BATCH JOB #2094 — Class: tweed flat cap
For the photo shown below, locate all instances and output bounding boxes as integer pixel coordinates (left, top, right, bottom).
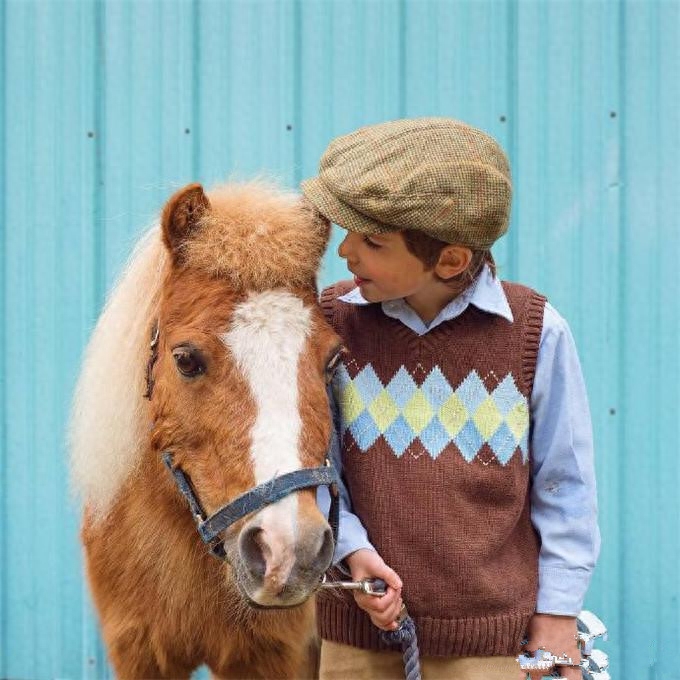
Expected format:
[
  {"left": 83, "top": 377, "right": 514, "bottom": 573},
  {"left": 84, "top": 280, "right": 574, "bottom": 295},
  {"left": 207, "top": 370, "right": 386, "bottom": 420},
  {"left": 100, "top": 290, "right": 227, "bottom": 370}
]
[{"left": 301, "top": 118, "right": 512, "bottom": 248}]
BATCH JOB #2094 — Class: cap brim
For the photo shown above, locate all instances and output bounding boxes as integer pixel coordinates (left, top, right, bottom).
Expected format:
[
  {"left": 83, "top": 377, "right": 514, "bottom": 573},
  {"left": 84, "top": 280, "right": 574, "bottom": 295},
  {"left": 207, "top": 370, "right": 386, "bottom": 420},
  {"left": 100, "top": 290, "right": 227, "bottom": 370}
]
[{"left": 300, "top": 177, "right": 397, "bottom": 236}]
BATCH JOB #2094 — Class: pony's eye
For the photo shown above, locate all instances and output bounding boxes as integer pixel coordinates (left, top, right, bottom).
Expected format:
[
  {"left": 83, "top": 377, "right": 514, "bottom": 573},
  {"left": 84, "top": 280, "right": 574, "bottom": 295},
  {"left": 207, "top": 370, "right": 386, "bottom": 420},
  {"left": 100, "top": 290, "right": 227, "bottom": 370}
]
[
  {"left": 172, "top": 346, "right": 206, "bottom": 378},
  {"left": 324, "top": 347, "right": 344, "bottom": 383}
]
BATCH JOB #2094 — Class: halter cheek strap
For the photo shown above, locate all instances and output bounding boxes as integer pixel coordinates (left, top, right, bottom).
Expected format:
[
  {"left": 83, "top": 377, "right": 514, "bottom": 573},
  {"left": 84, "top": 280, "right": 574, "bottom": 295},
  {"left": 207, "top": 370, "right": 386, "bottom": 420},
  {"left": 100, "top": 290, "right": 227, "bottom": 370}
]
[
  {"left": 163, "top": 453, "right": 340, "bottom": 561},
  {"left": 143, "top": 321, "right": 160, "bottom": 400}
]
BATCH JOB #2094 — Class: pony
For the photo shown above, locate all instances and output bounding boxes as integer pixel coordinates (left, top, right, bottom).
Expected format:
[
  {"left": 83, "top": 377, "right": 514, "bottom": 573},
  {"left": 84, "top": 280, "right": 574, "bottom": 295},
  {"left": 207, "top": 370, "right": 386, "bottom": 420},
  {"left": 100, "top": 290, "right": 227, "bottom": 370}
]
[{"left": 69, "top": 181, "right": 343, "bottom": 678}]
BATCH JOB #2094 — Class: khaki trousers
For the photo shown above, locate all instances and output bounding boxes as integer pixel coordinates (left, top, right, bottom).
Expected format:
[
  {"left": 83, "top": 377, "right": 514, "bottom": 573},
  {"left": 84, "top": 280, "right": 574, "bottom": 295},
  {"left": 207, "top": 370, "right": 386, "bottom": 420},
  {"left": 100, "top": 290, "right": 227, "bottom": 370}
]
[{"left": 319, "top": 640, "right": 523, "bottom": 680}]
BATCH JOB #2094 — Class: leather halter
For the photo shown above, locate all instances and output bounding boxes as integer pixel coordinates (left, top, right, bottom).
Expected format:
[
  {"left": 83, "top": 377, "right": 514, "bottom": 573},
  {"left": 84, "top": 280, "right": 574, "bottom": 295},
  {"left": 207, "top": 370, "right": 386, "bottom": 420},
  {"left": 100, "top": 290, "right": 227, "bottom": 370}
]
[
  {"left": 163, "top": 452, "right": 339, "bottom": 560},
  {"left": 144, "top": 321, "right": 340, "bottom": 561}
]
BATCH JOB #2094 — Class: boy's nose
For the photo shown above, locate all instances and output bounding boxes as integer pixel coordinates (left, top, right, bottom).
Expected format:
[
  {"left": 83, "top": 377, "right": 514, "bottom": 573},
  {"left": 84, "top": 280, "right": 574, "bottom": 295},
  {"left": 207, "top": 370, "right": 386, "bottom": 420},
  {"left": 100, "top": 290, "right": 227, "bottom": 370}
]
[{"left": 337, "top": 234, "right": 351, "bottom": 259}]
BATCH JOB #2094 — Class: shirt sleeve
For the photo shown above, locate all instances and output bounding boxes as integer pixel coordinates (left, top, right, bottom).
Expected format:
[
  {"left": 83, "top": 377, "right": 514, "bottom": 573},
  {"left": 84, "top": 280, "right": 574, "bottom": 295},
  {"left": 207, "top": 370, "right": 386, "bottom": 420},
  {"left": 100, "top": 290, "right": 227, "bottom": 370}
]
[
  {"left": 530, "top": 302, "right": 601, "bottom": 616},
  {"left": 316, "top": 382, "right": 376, "bottom": 565}
]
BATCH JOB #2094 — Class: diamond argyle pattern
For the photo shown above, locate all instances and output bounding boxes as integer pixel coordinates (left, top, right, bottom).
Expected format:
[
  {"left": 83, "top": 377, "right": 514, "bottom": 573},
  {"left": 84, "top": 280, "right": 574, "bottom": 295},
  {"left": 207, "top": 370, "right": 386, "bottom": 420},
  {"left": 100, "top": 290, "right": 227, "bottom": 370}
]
[{"left": 335, "top": 364, "right": 529, "bottom": 464}]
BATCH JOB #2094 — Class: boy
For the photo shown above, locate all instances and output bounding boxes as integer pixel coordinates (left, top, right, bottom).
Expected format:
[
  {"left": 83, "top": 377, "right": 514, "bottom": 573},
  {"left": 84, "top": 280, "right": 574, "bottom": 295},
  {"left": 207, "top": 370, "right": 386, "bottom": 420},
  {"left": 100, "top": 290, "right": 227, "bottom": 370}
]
[{"left": 303, "top": 118, "right": 599, "bottom": 680}]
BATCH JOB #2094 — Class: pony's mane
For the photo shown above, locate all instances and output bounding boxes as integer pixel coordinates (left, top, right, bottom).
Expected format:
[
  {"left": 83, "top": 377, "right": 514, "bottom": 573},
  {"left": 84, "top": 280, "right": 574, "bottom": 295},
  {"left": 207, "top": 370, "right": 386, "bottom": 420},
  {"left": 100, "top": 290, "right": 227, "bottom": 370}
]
[
  {"left": 69, "top": 181, "right": 329, "bottom": 521},
  {"left": 69, "top": 226, "right": 166, "bottom": 520}
]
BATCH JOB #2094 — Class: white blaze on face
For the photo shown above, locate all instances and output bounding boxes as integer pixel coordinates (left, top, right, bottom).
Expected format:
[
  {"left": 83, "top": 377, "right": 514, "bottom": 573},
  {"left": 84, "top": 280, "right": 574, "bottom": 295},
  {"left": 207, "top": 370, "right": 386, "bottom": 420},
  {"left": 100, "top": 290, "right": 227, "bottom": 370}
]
[{"left": 221, "top": 290, "right": 312, "bottom": 582}]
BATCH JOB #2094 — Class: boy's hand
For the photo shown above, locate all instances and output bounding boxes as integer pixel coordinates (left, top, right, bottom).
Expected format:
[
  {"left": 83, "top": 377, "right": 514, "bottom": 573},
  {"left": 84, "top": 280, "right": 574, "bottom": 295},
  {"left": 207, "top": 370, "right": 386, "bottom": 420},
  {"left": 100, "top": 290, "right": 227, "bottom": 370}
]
[
  {"left": 523, "top": 613, "right": 581, "bottom": 679},
  {"left": 345, "top": 548, "right": 403, "bottom": 631}
]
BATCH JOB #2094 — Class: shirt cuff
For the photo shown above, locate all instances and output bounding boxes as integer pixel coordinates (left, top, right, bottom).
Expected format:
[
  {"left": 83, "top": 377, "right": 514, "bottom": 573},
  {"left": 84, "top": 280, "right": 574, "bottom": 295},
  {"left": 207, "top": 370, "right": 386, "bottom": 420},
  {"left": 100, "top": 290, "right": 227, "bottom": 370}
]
[
  {"left": 333, "top": 511, "right": 376, "bottom": 566},
  {"left": 536, "top": 566, "right": 594, "bottom": 616}
]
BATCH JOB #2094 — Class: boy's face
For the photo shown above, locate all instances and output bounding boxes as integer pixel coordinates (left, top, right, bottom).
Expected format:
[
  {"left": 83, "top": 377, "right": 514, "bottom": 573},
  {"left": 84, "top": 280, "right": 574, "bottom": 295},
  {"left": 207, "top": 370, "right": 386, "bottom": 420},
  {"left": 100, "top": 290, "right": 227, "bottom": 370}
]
[{"left": 337, "top": 230, "right": 437, "bottom": 303}]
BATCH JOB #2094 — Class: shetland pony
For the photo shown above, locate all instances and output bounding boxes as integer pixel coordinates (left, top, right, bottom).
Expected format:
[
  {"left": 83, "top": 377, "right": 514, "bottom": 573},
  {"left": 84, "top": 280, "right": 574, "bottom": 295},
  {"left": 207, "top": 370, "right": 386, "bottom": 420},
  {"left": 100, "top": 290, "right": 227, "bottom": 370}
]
[{"left": 69, "top": 182, "right": 343, "bottom": 678}]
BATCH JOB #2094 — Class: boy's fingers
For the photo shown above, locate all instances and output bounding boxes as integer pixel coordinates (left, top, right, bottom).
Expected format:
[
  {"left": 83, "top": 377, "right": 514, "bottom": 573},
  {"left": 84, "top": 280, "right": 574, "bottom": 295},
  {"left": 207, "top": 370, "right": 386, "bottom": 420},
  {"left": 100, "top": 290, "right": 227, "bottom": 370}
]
[
  {"left": 348, "top": 556, "right": 403, "bottom": 632},
  {"left": 380, "top": 589, "right": 401, "bottom": 610},
  {"left": 387, "top": 597, "right": 403, "bottom": 622},
  {"left": 354, "top": 589, "right": 403, "bottom": 630},
  {"left": 376, "top": 594, "right": 401, "bottom": 618},
  {"left": 354, "top": 587, "right": 398, "bottom": 613},
  {"left": 369, "top": 596, "right": 403, "bottom": 628},
  {"left": 383, "top": 567, "right": 402, "bottom": 590},
  {"left": 373, "top": 598, "right": 403, "bottom": 629}
]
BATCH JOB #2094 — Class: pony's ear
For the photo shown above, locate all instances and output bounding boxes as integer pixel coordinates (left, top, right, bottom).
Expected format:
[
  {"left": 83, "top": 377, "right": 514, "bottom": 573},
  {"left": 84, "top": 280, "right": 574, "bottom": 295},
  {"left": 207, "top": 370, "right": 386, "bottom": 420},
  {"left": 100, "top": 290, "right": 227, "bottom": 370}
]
[
  {"left": 161, "top": 183, "right": 211, "bottom": 259},
  {"left": 300, "top": 197, "right": 331, "bottom": 242}
]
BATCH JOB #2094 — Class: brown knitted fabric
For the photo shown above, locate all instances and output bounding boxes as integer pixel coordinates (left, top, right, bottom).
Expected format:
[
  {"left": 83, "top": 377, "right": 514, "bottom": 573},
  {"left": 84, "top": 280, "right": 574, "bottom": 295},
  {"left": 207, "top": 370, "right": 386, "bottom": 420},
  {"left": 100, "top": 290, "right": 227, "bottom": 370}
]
[{"left": 318, "top": 280, "right": 546, "bottom": 657}]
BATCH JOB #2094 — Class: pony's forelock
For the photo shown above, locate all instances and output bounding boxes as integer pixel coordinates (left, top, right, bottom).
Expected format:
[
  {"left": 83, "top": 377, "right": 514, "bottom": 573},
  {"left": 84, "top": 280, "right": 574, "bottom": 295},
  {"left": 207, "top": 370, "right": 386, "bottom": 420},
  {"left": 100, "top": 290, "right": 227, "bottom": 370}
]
[
  {"left": 185, "top": 180, "right": 329, "bottom": 290},
  {"left": 69, "top": 226, "right": 167, "bottom": 521}
]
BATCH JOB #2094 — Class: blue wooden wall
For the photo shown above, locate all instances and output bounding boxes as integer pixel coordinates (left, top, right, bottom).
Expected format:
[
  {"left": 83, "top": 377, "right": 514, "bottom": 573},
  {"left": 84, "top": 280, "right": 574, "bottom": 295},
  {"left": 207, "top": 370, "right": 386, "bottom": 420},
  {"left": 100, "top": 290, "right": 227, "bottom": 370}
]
[{"left": 1, "top": 1, "right": 678, "bottom": 677}]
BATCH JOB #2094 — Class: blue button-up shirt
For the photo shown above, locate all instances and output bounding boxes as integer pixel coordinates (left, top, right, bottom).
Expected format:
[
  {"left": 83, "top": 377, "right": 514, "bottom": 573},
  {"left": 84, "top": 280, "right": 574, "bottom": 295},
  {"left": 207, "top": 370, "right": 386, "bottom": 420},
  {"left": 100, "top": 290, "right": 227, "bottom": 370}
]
[{"left": 318, "top": 265, "right": 600, "bottom": 616}]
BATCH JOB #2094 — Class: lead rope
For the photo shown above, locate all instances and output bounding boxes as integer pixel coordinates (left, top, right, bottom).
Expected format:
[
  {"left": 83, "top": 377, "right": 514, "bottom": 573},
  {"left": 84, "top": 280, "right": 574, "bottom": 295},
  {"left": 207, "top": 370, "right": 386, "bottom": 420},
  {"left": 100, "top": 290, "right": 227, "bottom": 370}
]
[{"left": 380, "top": 611, "right": 421, "bottom": 680}]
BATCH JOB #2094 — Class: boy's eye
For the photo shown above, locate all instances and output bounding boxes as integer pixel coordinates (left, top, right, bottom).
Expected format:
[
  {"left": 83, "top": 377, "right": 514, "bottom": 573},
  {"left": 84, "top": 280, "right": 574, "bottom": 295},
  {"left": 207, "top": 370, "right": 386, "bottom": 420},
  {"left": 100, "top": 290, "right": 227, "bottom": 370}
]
[{"left": 363, "top": 236, "right": 381, "bottom": 249}]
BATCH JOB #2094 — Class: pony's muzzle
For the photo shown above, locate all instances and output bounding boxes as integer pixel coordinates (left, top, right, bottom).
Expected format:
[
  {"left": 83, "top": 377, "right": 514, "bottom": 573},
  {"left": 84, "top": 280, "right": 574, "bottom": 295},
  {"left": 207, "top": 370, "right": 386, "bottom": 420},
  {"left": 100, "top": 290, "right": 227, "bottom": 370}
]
[{"left": 237, "top": 503, "right": 334, "bottom": 605}]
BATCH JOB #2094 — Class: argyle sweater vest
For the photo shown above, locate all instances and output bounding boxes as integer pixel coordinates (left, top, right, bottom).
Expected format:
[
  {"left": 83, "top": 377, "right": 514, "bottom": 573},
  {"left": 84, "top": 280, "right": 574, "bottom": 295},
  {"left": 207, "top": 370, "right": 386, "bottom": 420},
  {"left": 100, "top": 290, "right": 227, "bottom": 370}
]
[{"left": 317, "top": 280, "right": 547, "bottom": 657}]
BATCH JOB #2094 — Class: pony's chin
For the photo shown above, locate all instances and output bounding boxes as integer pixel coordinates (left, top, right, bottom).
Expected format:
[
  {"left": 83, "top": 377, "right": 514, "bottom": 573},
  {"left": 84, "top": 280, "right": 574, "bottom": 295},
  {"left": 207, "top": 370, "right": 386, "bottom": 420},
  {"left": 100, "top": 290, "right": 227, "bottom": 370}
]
[
  {"left": 241, "top": 592, "right": 308, "bottom": 610},
  {"left": 228, "top": 559, "right": 318, "bottom": 610},
  {"left": 235, "top": 577, "right": 315, "bottom": 610}
]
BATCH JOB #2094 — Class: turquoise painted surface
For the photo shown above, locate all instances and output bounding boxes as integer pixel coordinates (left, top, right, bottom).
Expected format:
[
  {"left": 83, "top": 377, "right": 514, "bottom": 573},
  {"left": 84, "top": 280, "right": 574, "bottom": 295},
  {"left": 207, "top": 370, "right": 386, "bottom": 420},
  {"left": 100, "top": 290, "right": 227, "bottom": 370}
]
[{"left": 1, "top": 1, "right": 678, "bottom": 677}]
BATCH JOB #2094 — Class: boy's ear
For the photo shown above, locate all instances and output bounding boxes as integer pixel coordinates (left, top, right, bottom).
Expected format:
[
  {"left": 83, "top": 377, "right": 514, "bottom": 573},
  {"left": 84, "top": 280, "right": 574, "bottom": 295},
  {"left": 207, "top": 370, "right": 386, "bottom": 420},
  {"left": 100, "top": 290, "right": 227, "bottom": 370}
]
[
  {"left": 435, "top": 245, "right": 473, "bottom": 279},
  {"left": 161, "top": 183, "right": 211, "bottom": 259}
]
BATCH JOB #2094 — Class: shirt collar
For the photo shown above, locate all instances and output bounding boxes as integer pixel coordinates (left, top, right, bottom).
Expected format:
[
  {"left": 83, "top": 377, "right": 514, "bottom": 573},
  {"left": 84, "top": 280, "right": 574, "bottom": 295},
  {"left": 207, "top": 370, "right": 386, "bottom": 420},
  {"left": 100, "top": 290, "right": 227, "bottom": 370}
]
[{"left": 337, "top": 264, "right": 514, "bottom": 333}]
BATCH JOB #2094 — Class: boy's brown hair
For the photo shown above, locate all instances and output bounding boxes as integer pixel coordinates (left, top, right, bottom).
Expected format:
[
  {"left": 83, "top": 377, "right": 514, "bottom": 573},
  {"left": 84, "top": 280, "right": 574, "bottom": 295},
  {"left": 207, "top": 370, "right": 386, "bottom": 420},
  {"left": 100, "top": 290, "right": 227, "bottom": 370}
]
[{"left": 401, "top": 229, "right": 496, "bottom": 287}]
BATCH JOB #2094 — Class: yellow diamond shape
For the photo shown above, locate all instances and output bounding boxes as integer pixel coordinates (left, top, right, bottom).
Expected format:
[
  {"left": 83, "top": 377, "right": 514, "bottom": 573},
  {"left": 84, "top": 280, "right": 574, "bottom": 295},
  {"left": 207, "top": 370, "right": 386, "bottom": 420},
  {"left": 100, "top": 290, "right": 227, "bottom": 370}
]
[
  {"left": 368, "top": 389, "right": 399, "bottom": 431},
  {"left": 439, "top": 393, "right": 467, "bottom": 437},
  {"left": 340, "top": 380, "right": 365, "bottom": 424},
  {"left": 506, "top": 400, "right": 529, "bottom": 441},
  {"left": 473, "top": 396, "right": 503, "bottom": 440},
  {"left": 402, "top": 389, "right": 433, "bottom": 435}
]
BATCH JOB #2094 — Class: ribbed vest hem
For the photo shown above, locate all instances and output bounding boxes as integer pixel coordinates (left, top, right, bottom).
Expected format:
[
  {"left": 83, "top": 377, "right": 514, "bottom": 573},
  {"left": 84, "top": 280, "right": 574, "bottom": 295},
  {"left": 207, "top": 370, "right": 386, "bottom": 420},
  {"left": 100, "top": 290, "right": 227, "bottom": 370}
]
[{"left": 317, "top": 599, "right": 532, "bottom": 657}]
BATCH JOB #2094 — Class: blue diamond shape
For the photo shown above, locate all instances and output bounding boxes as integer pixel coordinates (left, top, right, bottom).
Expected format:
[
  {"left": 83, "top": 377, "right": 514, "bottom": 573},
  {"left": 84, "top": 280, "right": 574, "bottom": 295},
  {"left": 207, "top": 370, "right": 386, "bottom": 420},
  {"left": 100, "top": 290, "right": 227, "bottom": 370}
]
[
  {"left": 348, "top": 409, "right": 380, "bottom": 451},
  {"left": 353, "top": 365, "right": 384, "bottom": 403},
  {"left": 383, "top": 415, "right": 415, "bottom": 457},
  {"left": 419, "top": 416, "right": 450, "bottom": 459},
  {"left": 333, "top": 363, "right": 352, "bottom": 394},
  {"left": 421, "top": 367, "right": 453, "bottom": 410},
  {"left": 386, "top": 366, "right": 418, "bottom": 409},
  {"left": 488, "top": 422, "right": 518, "bottom": 465},
  {"left": 454, "top": 419, "right": 484, "bottom": 462},
  {"left": 455, "top": 371, "right": 488, "bottom": 413},
  {"left": 491, "top": 374, "right": 523, "bottom": 416}
]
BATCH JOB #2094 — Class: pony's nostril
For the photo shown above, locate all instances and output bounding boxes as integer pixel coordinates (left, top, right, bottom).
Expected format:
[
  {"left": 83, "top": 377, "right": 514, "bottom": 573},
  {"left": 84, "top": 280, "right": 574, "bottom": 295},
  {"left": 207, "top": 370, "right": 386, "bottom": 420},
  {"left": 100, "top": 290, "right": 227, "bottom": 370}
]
[
  {"left": 239, "top": 526, "right": 266, "bottom": 579},
  {"left": 312, "top": 526, "right": 335, "bottom": 572}
]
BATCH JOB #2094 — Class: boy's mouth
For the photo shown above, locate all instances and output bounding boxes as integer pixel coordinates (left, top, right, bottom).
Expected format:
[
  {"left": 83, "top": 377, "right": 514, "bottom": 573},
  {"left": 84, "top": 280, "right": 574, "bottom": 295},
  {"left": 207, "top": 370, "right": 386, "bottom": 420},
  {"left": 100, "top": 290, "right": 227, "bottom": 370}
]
[{"left": 353, "top": 275, "right": 369, "bottom": 285}]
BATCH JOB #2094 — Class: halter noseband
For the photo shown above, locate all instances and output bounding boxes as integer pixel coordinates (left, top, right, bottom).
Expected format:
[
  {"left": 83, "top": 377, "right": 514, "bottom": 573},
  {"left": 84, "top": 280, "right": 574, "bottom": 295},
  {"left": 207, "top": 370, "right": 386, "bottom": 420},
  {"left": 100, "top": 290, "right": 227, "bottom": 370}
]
[
  {"left": 163, "top": 453, "right": 340, "bottom": 560},
  {"left": 144, "top": 320, "right": 340, "bottom": 561}
]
